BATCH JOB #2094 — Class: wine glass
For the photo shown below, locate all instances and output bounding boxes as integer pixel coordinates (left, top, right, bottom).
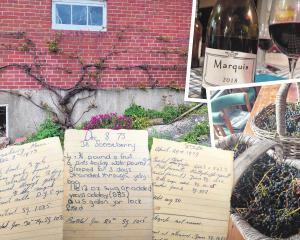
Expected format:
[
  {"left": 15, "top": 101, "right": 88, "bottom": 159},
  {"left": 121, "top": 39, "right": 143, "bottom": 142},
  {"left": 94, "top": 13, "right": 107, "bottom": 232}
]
[
  {"left": 269, "top": 0, "right": 300, "bottom": 79},
  {"left": 257, "top": 0, "right": 273, "bottom": 74},
  {"left": 258, "top": 23, "right": 273, "bottom": 74}
]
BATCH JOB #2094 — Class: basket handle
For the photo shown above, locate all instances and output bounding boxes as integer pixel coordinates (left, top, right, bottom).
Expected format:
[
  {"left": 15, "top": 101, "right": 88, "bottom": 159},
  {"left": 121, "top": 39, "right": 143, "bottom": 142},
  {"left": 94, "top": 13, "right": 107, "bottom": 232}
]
[
  {"left": 275, "top": 83, "right": 292, "bottom": 136},
  {"left": 233, "top": 140, "right": 282, "bottom": 187},
  {"left": 216, "top": 133, "right": 260, "bottom": 149}
]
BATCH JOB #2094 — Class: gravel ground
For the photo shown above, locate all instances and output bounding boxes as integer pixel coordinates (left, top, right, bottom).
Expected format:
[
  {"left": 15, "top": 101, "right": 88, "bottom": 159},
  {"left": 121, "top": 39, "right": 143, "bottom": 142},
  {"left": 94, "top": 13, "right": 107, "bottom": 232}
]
[{"left": 147, "top": 114, "right": 210, "bottom": 146}]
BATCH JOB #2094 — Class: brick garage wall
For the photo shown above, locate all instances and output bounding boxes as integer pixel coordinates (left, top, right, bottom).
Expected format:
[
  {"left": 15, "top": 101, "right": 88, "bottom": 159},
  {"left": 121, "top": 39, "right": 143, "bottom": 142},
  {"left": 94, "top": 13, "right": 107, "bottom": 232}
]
[{"left": 0, "top": 0, "right": 192, "bottom": 89}]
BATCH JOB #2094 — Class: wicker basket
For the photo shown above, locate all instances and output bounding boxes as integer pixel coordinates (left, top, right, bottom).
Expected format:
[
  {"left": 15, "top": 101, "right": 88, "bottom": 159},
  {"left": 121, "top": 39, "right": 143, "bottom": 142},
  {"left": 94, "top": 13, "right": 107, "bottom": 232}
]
[
  {"left": 217, "top": 134, "right": 299, "bottom": 239},
  {"left": 251, "top": 104, "right": 278, "bottom": 141},
  {"left": 215, "top": 133, "right": 260, "bottom": 151},
  {"left": 251, "top": 83, "right": 300, "bottom": 160},
  {"left": 232, "top": 146, "right": 300, "bottom": 240}
]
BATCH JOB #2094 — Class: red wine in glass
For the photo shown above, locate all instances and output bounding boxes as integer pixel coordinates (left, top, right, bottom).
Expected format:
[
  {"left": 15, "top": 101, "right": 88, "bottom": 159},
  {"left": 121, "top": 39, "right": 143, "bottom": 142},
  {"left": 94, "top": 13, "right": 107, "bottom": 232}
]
[
  {"left": 269, "top": 22, "right": 300, "bottom": 57},
  {"left": 258, "top": 38, "right": 273, "bottom": 51}
]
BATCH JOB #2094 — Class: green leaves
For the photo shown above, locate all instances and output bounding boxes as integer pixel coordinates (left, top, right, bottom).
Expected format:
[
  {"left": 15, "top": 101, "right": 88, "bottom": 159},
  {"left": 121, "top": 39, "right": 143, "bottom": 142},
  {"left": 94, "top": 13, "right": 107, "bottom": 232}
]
[{"left": 23, "top": 118, "right": 64, "bottom": 145}]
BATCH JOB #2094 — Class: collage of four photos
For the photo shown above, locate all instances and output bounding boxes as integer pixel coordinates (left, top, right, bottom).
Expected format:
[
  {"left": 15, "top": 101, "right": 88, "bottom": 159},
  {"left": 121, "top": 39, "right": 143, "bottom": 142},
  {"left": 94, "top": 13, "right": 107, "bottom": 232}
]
[{"left": 0, "top": 0, "right": 299, "bottom": 239}]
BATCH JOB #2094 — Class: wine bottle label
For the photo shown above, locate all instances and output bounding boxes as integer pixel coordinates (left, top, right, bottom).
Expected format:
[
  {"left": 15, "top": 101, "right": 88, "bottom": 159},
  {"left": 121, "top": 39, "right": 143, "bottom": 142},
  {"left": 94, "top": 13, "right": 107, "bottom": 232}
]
[{"left": 202, "top": 48, "right": 256, "bottom": 87}]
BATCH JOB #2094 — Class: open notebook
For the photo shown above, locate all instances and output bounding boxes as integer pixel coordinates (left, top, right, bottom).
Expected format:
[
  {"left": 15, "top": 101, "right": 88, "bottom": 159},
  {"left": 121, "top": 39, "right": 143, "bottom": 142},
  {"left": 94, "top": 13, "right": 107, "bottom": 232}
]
[{"left": 0, "top": 129, "right": 233, "bottom": 240}]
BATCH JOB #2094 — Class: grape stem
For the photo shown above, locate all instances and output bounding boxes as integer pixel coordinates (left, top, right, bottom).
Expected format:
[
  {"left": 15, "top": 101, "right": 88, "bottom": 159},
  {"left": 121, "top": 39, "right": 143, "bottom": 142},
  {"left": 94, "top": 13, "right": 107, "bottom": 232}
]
[
  {"left": 256, "top": 166, "right": 275, "bottom": 189},
  {"left": 285, "top": 207, "right": 300, "bottom": 217}
]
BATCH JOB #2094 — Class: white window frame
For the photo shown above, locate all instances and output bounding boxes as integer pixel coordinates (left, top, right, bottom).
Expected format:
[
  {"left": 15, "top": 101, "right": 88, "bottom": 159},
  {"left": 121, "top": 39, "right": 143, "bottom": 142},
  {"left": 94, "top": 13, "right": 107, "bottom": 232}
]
[{"left": 52, "top": 0, "right": 107, "bottom": 31}]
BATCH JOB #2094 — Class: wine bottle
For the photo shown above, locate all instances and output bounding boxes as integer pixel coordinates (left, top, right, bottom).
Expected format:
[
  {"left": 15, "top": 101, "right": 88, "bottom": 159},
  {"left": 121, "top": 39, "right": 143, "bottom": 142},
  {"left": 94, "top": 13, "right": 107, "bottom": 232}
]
[
  {"left": 191, "top": 6, "right": 202, "bottom": 68},
  {"left": 202, "top": 0, "right": 258, "bottom": 87}
]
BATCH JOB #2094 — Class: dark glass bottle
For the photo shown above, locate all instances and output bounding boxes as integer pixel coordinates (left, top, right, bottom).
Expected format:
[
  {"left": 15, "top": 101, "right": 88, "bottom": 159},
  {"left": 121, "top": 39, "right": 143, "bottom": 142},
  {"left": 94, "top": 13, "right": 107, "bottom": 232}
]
[
  {"left": 202, "top": 0, "right": 258, "bottom": 88},
  {"left": 191, "top": 11, "right": 202, "bottom": 68}
]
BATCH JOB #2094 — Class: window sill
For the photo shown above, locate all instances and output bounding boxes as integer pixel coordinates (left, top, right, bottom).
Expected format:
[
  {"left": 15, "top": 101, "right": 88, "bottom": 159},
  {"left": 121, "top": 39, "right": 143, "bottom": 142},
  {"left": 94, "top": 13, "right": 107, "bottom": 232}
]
[{"left": 52, "top": 24, "right": 107, "bottom": 32}]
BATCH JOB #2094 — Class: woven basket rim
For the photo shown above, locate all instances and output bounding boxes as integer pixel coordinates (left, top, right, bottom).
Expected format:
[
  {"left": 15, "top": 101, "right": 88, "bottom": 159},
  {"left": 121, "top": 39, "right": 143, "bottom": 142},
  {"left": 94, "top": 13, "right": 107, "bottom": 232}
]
[
  {"left": 231, "top": 212, "right": 300, "bottom": 240},
  {"left": 251, "top": 103, "right": 277, "bottom": 138},
  {"left": 251, "top": 103, "right": 300, "bottom": 140},
  {"left": 215, "top": 133, "right": 261, "bottom": 149}
]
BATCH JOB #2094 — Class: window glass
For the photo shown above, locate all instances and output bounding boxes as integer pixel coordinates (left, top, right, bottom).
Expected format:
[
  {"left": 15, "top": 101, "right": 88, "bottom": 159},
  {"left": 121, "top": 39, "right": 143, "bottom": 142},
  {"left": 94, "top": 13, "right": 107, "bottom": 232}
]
[
  {"left": 72, "top": 5, "right": 87, "bottom": 25},
  {"left": 56, "top": 4, "right": 71, "bottom": 24},
  {"left": 88, "top": 6, "right": 103, "bottom": 26},
  {"left": 53, "top": 1, "right": 106, "bottom": 30}
]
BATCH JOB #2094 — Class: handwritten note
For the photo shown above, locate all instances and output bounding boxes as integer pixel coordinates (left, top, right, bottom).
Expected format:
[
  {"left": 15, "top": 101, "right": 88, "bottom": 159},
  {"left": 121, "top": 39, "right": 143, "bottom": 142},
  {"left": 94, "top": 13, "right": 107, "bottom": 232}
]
[
  {"left": 150, "top": 139, "right": 234, "bottom": 240},
  {"left": 63, "top": 129, "right": 153, "bottom": 239},
  {"left": 0, "top": 137, "right": 64, "bottom": 240}
]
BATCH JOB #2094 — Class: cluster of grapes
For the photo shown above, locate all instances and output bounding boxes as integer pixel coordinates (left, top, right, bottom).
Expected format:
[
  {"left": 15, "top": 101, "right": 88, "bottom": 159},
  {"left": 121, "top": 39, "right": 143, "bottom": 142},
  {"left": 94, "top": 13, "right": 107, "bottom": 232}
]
[
  {"left": 232, "top": 142, "right": 248, "bottom": 160},
  {"left": 232, "top": 159, "right": 300, "bottom": 238},
  {"left": 285, "top": 104, "right": 300, "bottom": 136},
  {"left": 262, "top": 103, "right": 300, "bottom": 137},
  {"left": 231, "top": 152, "right": 274, "bottom": 208}
]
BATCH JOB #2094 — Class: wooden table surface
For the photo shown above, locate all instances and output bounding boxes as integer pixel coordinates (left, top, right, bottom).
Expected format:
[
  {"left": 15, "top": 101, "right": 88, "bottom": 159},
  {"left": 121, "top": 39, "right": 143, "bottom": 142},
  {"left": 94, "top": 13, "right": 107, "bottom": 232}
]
[
  {"left": 227, "top": 218, "right": 244, "bottom": 240},
  {"left": 244, "top": 83, "right": 298, "bottom": 135}
]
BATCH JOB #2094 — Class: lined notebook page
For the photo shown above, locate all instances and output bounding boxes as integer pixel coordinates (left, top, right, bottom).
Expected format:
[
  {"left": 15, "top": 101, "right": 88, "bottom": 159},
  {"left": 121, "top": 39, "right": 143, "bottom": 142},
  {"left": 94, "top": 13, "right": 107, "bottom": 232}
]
[
  {"left": 150, "top": 139, "right": 234, "bottom": 240},
  {"left": 63, "top": 129, "right": 153, "bottom": 240},
  {"left": 0, "top": 137, "right": 64, "bottom": 240}
]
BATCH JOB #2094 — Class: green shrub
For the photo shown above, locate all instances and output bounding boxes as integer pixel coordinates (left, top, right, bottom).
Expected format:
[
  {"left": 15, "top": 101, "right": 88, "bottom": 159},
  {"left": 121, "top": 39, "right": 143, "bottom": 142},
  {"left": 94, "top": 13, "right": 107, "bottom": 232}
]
[
  {"left": 125, "top": 103, "right": 200, "bottom": 125},
  {"left": 181, "top": 121, "right": 209, "bottom": 144},
  {"left": 191, "top": 104, "right": 208, "bottom": 115},
  {"left": 132, "top": 116, "right": 150, "bottom": 130},
  {"left": 24, "top": 118, "right": 64, "bottom": 145},
  {"left": 177, "top": 104, "right": 192, "bottom": 114},
  {"left": 148, "top": 131, "right": 173, "bottom": 150},
  {"left": 75, "top": 122, "right": 85, "bottom": 130},
  {"left": 124, "top": 104, "right": 162, "bottom": 119},
  {"left": 144, "top": 109, "right": 163, "bottom": 119},
  {"left": 124, "top": 104, "right": 148, "bottom": 117},
  {"left": 160, "top": 105, "right": 180, "bottom": 123},
  {"left": 160, "top": 104, "right": 191, "bottom": 124},
  {"left": 124, "top": 104, "right": 162, "bottom": 130}
]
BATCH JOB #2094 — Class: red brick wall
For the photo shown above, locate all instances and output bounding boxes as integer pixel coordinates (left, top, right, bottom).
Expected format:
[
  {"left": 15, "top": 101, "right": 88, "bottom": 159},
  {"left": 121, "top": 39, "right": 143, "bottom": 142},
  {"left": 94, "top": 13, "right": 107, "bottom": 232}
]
[{"left": 0, "top": 0, "right": 192, "bottom": 89}]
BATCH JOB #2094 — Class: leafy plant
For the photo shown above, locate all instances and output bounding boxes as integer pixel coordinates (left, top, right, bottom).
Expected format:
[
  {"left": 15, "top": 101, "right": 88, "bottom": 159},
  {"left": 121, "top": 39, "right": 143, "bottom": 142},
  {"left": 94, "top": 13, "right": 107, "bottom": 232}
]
[
  {"left": 18, "top": 38, "right": 35, "bottom": 52},
  {"left": 47, "top": 33, "right": 62, "bottom": 53},
  {"left": 160, "top": 105, "right": 179, "bottom": 123},
  {"left": 124, "top": 104, "right": 148, "bottom": 118},
  {"left": 124, "top": 104, "right": 162, "bottom": 119},
  {"left": 160, "top": 104, "right": 190, "bottom": 123},
  {"left": 132, "top": 116, "right": 150, "bottom": 130},
  {"left": 75, "top": 122, "right": 85, "bottom": 130},
  {"left": 24, "top": 118, "right": 64, "bottom": 144},
  {"left": 84, "top": 113, "right": 132, "bottom": 130},
  {"left": 191, "top": 104, "right": 208, "bottom": 115},
  {"left": 148, "top": 130, "right": 173, "bottom": 150},
  {"left": 181, "top": 121, "right": 209, "bottom": 144},
  {"left": 125, "top": 103, "right": 196, "bottom": 125}
]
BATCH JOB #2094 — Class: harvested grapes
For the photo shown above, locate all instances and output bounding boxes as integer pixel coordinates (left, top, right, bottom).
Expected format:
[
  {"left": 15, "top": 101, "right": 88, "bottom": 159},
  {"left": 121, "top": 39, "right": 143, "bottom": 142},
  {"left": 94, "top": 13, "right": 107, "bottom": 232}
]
[
  {"left": 258, "top": 103, "right": 300, "bottom": 137},
  {"left": 232, "top": 159, "right": 300, "bottom": 238}
]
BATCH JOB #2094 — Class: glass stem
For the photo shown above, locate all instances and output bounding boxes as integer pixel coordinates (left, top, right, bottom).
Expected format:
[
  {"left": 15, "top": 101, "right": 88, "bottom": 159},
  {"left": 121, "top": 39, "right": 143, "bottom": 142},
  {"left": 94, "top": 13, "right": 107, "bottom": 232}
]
[
  {"left": 262, "top": 50, "right": 267, "bottom": 69},
  {"left": 289, "top": 57, "right": 300, "bottom": 101},
  {"left": 288, "top": 57, "right": 297, "bottom": 79}
]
